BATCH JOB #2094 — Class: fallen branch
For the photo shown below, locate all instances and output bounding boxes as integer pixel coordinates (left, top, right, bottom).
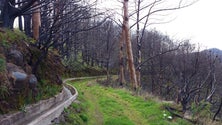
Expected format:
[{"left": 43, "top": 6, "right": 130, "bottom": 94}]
[{"left": 164, "top": 105, "right": 197, "bottom": 124}]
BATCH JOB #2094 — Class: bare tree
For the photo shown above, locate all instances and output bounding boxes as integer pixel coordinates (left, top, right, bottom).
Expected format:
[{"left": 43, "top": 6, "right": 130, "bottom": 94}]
[
  {"left": 123, "top": 0, "right": 138, "bottom": 89},
  {"left": 0, "top": 0, "right": 38, "bottom": 28},
  {"left": 119, "top": 28, "right": 126, "bottom": 85},
  {"left": 132, "top": 0, "right": 197, "bottom": 86},
  {"left": 29, "top": 0, "right": 107, "bottom": 74}
]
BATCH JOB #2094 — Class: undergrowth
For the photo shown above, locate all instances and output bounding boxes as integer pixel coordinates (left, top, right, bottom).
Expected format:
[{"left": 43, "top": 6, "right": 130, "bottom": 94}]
[
  {"left": 0, "top": 28, "right": 31, "bottom": 44},
  {"left": 0, "top": 28, "right": 63, "bottom": 114},
  {"left": 36, "top": 80, "right": 63, "bottom": 101},
  {"left": 0, "top": 57, "right": 5, "bottom": 72}
]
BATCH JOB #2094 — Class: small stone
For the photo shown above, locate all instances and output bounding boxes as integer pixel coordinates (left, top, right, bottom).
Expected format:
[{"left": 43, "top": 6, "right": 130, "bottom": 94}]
[
  {"left": 12, "top": 71, "right": 27, "bottom": 81},
  {"left": 7, "top": 50, "right": 24, "bottom": 66},
  {"left": 184, "top": 110, "right": 192, "bottom": 120},
  {"left": 29, "top": 74, "right": 37, "bottom": 86},
  {"left": 51, "top": 117, "right": 60, "bottom": 124}
]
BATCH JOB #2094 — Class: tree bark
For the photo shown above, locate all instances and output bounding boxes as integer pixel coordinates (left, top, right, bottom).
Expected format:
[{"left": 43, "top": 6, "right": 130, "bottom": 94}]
[
  {"left": 119, "top": 28, "right": 125, "bottom": 85},
  {"left": 0, "top": 0, "right": 37, "bottom": 29},
  {"left": 123, "top": 0, "right": 138, "bottom": 89},
  {"left": 106, "top": 23, "right": 111, "bottom": 81},
  {"left": 32, "top": 1, "right": 41, "bottom": 40},
  {"left": 18, "top": 0, "right": 23, "bottom": 31},
  {"left": 18, "top": 16, "right": 23, "bottom": 30},
  {"left": 213, "top": 97, "right": 222, "bottom": 121},
  {"left": 24, "top": 15, "right": 32, "bottom": 37},
  {"left": 136, "top": 0, "right": 141, "bottom": 86},
  {"left": 1, "top": 1, "right": 17, "bottom": 28}
]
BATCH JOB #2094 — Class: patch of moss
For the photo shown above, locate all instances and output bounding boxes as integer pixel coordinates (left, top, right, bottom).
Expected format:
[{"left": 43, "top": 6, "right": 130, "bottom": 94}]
[{"left": 0, "top": 28, "right": 30, "bottom": 44}]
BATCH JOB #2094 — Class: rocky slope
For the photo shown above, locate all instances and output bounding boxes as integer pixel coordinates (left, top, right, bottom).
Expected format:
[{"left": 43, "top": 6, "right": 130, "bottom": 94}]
[{"left": 0, "top": 29, "right": 64, "bottom": 114}]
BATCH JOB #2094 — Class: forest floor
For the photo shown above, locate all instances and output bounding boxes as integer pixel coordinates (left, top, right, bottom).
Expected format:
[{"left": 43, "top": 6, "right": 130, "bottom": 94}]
[{"left": 58, "top": 79, "right": 193, "bottom": 125}]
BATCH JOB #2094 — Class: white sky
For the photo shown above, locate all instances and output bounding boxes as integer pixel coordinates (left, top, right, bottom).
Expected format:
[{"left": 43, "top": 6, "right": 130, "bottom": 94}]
[
  {"left": 96, "top": 0, "right": 222, "bottom": 50},
  {"left": 152, "top": 0, "right": 222, "bottom": 50},
  {"left": 14, "top": 0, "right": 222, "bottom": 49}
]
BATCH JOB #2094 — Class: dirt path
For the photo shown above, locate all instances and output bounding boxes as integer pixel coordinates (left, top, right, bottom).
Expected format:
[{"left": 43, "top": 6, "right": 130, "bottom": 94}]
[
  {"left": 84, "top": 88, "right": 104, "bottom": 125},
  {"left": 77, "top": 81, "right": 150, "bottom": 125},
  {"left": 104, "top": 92, "right": 148, "bottom": 125},
  {"left": 66, "top": 78, "right": 192, "bottom": 125}
]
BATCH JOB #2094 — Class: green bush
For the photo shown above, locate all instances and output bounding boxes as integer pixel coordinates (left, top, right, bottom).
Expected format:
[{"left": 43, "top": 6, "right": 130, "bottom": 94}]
[
  {"left": 36, "top": 80, "right": 62, "bottom": 101},
  {"left": 0, "top": 85, "right": 9, "bottom": 99},
  {"left": 79, "top": 114, "right": 88, "bottom": 122},
  {"left": 0, "top": 29, "right": 30, "bottom": 43},
  {"left": 191, "top": 101, "right": 212, "bottom": 119}
]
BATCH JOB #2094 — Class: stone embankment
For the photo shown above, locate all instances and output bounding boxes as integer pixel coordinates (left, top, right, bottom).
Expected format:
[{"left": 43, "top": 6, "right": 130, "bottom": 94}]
[{"left": 0, "top": 79, "right": 78, "bottom": 125}]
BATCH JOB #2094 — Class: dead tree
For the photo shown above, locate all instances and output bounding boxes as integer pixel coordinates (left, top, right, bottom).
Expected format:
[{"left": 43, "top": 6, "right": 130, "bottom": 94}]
[
  {"left": 0, "top": 0, "right": 38, "bottom": 28},
  {"left": 131, "top": 0, "right": 197, "bottom": 86},
  {"left": 123, "top": 0, "right": 138, "bottom": 89}
]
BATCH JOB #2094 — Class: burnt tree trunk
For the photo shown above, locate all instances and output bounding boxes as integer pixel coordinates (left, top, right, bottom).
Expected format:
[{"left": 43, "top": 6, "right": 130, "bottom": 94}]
[
  {"left": 18, "top": 0, "right": 23, "bottom": 31},
  {"left": 0, "top": 0, "right": 37, "bottom": 29},
  {"left": 24, "top": 15, "right": 32, "bottom": 37},
  {"left": 213, "top": 98, "right": 222, "bottom": 121},
  {"left": 1, "top": 1, "right": 17, "bottom": 28}
]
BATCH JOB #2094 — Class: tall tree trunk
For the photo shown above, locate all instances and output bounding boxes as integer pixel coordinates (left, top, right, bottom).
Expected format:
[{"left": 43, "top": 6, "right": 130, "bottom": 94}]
[
  {"left": 106, "top": 24, "right": 111, "bottom": 81},
  {"left": 18, "top": 16, "right": 23, "bottom": 30},
  {"left": 18, "top": 0, "right": 23, "bottom": 31},
  {"left": 119, "top": 29, "right": 126, "bottom": 85},
  {"left": 24, "top": 15, "right": 32, "bottom": 37},
  {"left": 1, "top": 1, "right": 16, "bottom": 28},
  {"left": 123, "top": 0, "right": 138, "bottom": 89},
  {"left": 213, "top": 98, "right": 222, "bottom": 121},
  {"left": 0, "top": 0, "right": 4, "bottom": 27},
  {"left": 0, "top": 0, "right": 37, "bottom": 28},
  {"left": 136, "top": 0, "right": 141, "bottom": 86},
  {"left": 32, "top": 1, "right": 41, "bottom": 40}
]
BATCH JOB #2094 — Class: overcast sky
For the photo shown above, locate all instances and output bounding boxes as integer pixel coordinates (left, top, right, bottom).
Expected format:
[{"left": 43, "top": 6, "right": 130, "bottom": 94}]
[
  {"left": 152, "top": 0, "right": 222, "bottom": 50},
  {"left": 14, "top": 0, "right": 221, "bottom": 49},
  {"left": 97, "top": 0, "right": 222, "bottom": 50}
]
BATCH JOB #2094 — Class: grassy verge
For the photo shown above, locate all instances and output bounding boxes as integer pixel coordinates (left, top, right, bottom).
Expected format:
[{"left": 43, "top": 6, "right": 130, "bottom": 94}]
[{"left": 61, "top": 79, "right": 192, "bottom": 125}]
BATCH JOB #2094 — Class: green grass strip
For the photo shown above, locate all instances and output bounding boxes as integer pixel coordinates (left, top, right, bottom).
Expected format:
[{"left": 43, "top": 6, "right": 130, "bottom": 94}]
[{"left": 64, "top": 79, "right": 192, "bottom": 125}]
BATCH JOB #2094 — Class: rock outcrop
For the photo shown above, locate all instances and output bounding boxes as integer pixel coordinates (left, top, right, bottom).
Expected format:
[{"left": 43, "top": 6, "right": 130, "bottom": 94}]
[
  {"left": 6, "top": 63, "right": 38, "bottom": 92},
  {"left": 7, "top": 49, "right": 24, "bottom": 66}
]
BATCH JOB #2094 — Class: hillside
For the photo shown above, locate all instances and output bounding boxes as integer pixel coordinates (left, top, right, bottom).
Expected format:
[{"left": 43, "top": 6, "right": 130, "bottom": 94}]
[
  {"left": 1, "top": 0, "right": 222, "bottom": 123},
  {"left": 0, "top": 29, "right": 64, "bottom": 114},
  {"left": 207, "top": 48, "right": 222, "bottom": 55},
  {"left": 57, "top": 79, "right": 193, "bottom": 125},
  {"left": 1, "top": 28, "right": 222, "bottom": 124}
]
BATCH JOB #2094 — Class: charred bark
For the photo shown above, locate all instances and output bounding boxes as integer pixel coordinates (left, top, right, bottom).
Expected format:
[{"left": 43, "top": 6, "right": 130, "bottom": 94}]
[{"left": 0, "top": 0, "right": 37, "bottom": 28}]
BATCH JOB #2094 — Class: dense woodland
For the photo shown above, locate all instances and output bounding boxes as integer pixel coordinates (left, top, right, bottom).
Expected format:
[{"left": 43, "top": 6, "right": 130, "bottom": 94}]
[{"left": 1, "top": 0, "right": 222, "bottom": 122}]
